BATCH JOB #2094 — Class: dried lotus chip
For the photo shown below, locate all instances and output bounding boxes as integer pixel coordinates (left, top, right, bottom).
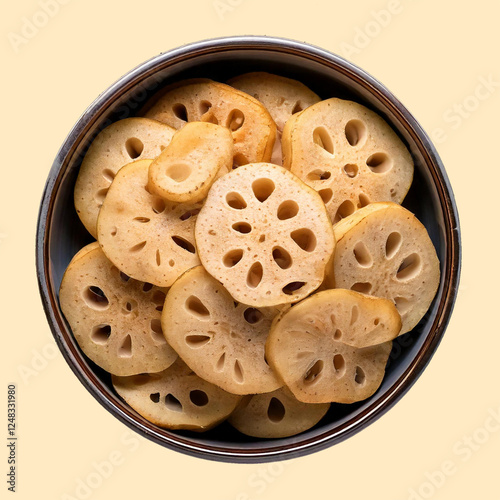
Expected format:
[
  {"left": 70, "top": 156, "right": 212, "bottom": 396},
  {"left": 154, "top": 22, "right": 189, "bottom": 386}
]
[
  {"left": 282, "top": 98, "right": 414, "bottom": 223},
  {"left": 142, "top": 80, "right": 276, "bottom": 167},
  {"left": 74, "top": 118, "right": 176, "bottom": 237},
  {"left": 148, "top": 122, "right": 233, "bottom": 203},
  {"left": 162, "top": 266, "right": 282, "bottom": 395},
  {"left": 59, "top": 244, "right": 177, "bottom": 376},
  {"left": 97, "top": 159, "right": 200, "bottom": 287},
  {"left": 330, "top": 202, "right": 440, "bottom": 334},
  {"left": 112, "top": 359, "right": 241, "bottom": 431},
  {"left": 195, "top": 163, "right": 335, "bottom": 307},
  {"left": 228, "top": 387, "right": 329, "bottom": 438}
]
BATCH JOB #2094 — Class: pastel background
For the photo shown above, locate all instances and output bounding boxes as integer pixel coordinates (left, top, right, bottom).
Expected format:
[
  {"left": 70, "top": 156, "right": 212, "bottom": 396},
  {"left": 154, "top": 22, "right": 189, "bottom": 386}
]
[{"left": 1, "top": 0, "right": 498, "bottom": 498}]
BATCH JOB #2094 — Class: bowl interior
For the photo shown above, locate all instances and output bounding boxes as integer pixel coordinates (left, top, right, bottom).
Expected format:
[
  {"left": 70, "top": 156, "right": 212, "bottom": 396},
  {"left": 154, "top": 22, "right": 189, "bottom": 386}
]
[{"left": 39, "top": 39, "right": 458, "bottom": 462}]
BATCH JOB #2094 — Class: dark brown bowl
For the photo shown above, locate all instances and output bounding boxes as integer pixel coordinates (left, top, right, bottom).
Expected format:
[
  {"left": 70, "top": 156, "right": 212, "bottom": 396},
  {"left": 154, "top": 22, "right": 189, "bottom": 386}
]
[{"left": 36, "top": 36, "right": 461, "bottom": 463}]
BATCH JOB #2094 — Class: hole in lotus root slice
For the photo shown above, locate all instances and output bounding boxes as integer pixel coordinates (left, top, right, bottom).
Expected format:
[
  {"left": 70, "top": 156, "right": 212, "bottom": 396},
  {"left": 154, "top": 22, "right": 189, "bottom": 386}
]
[
  {"left": 366, "top": 152, "right": 393, "bottom": 173},
  {"left": 313, "top": 126, "right": 334, "bottom": 155},
  {"left": 353, "top": 241, "right": 373, "bottom": 268},
  {"left": 164, "top": 393, "right": 183, "bottom": 412},
  {"left": 233, "top": 360, "right": 244, "bottom": 384},
  {"left": 166, "top": 163, "right": 192, "bottom": 183},
  {"left": 304, "top": 359, "right": 324, "bottom": 384},
  {"left": 267, "top": 397, "right": 286, "bottom": 423},
  {"left": 150, "top": 392, "right": 160, "bottom": 403},
  {"left": 133, "top": 217, "right": 150, "bottom": 223},
  {"left": 185, "top": 295, "right": 210, "bottom": 319},
  {"left": 142, "top": 282, "right": 153, "bottom": 292},
  {"left": 122, "top": 299, "right": 138, "bottom": 314},
  {"left": 125, "top": 137, "right": 144, "bottom": 159},
  {"left": 110, "top": 226, "right": 118, "bottom": 237},
  {"left": 226, "top": 192, "right": 247, "bottom": 209},
  {"left": 385, "top": 231, "right": 403, "bottom": 259},
  {"left": 171, "top": 236, "right": 196, "bottom": 254},
  {"left": 333, "top": 354, "right": 346, "bottom": 376},
  {"left": 215, "top": 352, "right": 226, "bottom": 372},
  {"left": 290, "top": 228, "right": 317, "bottom": 252},
  {"left": 394, "top": 296, "right": 412, "bottom": 315},
  {"left": 247, "top": 262, "right": 263, "bottom": 288},
  {"left": 172, "top": 103, "right": 188, "bottom": 121},
  {"left": 358, "top": 193, "right": 370, "bottom": 208},
  {"left": 232, "top": 153, "right": 249, "bottom": 168},
  {"left": 272, "top": 247, "right": 292, "bottom": 269},
  {"left": 129, "top": 241, "right": 147, "bottom": 253},
  {"left": 232, "top": 222, "right": 252, "bottom": 234},
  {"left": 292, "top": 101, "right": 304, "bottom": 114},
  {"left": 343, "top": 164, "right": 359, "bottom": 178},
  {"left": 91, "top": 324, "right": 111, "bottom": 345},
  {"left": 283, "top": 281, "right": 306, "bottom": 295},
  {"left": 334, "top": 329, "right": 342, "bottom": 340},
  {"left": 243, "top": 307, "right": 264, "bottom": 324},
  {"left": 252, "top": 178, "right": 275, "bottom": 203},
  {"left": 189, "top": 390, "right": 209, "bottom": 407},
  {"left": 354, "top": 366, "right": 366, "bottom": 385},
  {"left": 307, "top": 170, "right": 332, "bottom": 181},
  {"left": 333, "top": 200, "right": 356, "bottom": 223},
  {"left": 152, "top": 290, "right": 166, "bottom": 311},
  {"left": 94, "top": 187, "right": 109, "bottom": 207},
  {"left": 396, "top": 253, "right": 422, "bottom": 281},
  {"left": 179, "top": 208, "right": 201, "bottom": 221},
  {"left": 83, "top": 286, "right": 109, "bottom": 310},
  {"left": 226, "top": 109, "right": 245, "bottom": 131},
  {"left": 318, "top": 188, "right": 333, "bottom": 205},
  {"left": 102, "top": 169, "right": 116, "bottom": 182},
  {"left": 185, "top": 334, "right": 211, "bottom": 348},
  {"left": 119, "top": 271, "right": 130, "bottom": 282},
  {"left": 345, "top": 119, "right": 368, "bottom": 147},
  {"left": 151, "top": 197, "right": 166, "bottom": 214},
  {"left": 223, "top": 249, "right": 244, "bottom": 268},
  {"left": 118, "top": 335, "right": 132, "bottom": 358},
  {"left": 277, "top": 200, "right": 299, "bottom": 220},
  {"left": 199, "top": 100, "right": 212, "bottom": 115},
  {"left": 350, "top": 305, "right": 359, "bottom": 325},
  {"left": 155, "top": 249, "right": 161, "bottom": 266},
  {"left": 150, "top": 319, "right": 165, "bottom": 343},
  {"left": 351, "top": 282, "right": 373, "bottom": 294}
]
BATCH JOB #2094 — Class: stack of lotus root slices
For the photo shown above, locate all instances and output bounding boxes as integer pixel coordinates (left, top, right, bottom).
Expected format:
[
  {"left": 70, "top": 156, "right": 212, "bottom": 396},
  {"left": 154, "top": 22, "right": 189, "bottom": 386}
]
[{"left": 60, "top": 73, "right": 440, "bottom": 439}]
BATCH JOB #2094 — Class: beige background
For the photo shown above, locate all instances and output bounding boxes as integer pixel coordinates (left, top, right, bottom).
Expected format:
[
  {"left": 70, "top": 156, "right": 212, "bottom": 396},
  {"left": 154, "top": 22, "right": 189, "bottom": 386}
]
[{"left": 1, "top": 0, "right": 499, "bottom": 498}]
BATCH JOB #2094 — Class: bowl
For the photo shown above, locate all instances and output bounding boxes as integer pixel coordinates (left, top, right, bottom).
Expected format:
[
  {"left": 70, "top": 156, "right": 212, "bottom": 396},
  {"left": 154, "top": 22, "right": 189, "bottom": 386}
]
[{"left": 36, "top": 35, "right": 461, "bottom": 463}]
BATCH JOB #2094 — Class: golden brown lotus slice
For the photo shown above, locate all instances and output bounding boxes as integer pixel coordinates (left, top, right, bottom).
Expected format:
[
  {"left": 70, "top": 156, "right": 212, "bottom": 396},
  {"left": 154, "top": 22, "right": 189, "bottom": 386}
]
[
  {"left": 228, "top": 387, "right": 330, "bottom": 438},
  {"left": 195, "top": 163, "right": 335, "bottom": 307},
  {"left": 142, "top": 80, "right": 276, "bottom": 166},
  {"left": 162, "top": 266, "right": 282, "bottom": 395},
  {"left": 97, "top": 159, "right": 201, "bottom": 287},
  {"left": 59, "top": 244, "right": 177, "bottom": 376},
  {"left": 282, "top": 98, "right": 414, "bottom": 223},
  {"left": 74, "top": 118, "right": 176, "bottom": 237},
  {"left": 330, "top": 202, "right": 440, "bottom": 335},
  {"left": 148, "top": 122, "right": 233, "bottom": 203},
  {"left": 266, "top": 290, "right": 394, "bottom": 404},
  {"left": 228, "top": 72, "right": 320, "bottom": 165},
  {"left": 112, "top": 359, "right": 241, "bottom": 431}
]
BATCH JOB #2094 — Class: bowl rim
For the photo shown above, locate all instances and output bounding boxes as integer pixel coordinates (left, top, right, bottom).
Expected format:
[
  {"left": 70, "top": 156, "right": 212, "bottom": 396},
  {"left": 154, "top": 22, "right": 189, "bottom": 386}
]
[{"left": 36, "top": 35, "right": 461, "bottom": 463}]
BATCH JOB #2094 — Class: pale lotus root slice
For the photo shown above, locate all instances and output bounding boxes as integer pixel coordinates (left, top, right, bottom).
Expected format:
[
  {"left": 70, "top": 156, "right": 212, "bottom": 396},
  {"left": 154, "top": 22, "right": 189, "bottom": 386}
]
[
  {"left": 228, "top": 387, "right": 330, "bottom": 438},
  {"left": 148, "top": 122, "right": 234, "bottom": 203},
  {"left": 59, "top": 244, "right": 177, "bottom": 376},
  {"left": 74, "top": 118, "right": 176, "bottom": 237},
  {"left": 142, "top": 80, "right": 277, "bottom": 166},
  {"left": 228, "top": 72, "right": 320, "bottom": 165},
  {"left": 161, "top": 266, "right": 282, "bottom": 395},
  {"left": 97, "top": 159, "right": 201, "bottom": 287},
  {"left": 195, "top": 163, "right": 335, "bottom": 307},
  {"left": 266, "top": 291, "right": 393, "bottom": 404},
  {"left": 282, "top": 98, "right": 414, "bottom": 224},
  {"left": 330, "top": 202, "right": 440, "bottom": 335},
  {"left": 112, "top": 359, "right": 241, "bottom": 431}
]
